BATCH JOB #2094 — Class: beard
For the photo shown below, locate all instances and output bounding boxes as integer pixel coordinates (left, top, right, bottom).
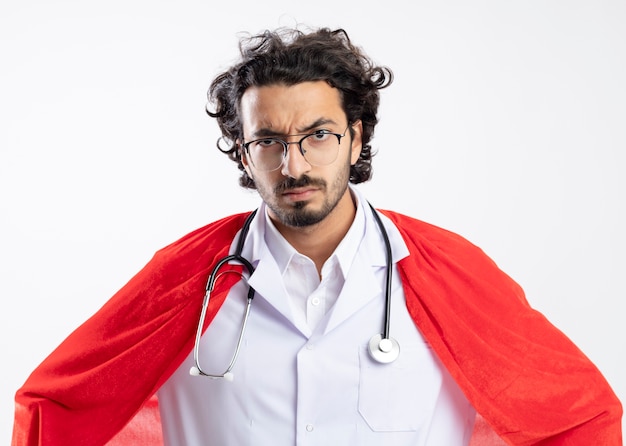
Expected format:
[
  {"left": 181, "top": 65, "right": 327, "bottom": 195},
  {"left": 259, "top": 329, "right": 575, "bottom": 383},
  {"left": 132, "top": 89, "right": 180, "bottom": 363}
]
[
  {"left": 254, "top": 166, "right": 350, "bottom": 228},
  {"left": 273, "top": 175, "right": 347, "bottom": 227}
]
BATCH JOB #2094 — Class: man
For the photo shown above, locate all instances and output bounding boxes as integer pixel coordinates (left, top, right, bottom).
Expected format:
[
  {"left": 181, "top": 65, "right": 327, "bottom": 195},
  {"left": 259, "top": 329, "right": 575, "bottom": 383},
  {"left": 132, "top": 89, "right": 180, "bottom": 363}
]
[{"left": 12, "top": 27, "right": 622, "bottom": 445}]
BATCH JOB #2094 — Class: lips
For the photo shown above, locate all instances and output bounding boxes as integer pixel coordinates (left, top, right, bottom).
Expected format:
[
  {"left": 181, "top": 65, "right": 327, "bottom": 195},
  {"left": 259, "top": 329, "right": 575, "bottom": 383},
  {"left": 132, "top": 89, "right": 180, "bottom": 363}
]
[
  {"left": 275, "top": 175, "right": 325, "bottom": 201},
  {"left": 282, "top": 187, "right": 318, "bottom": 201}
]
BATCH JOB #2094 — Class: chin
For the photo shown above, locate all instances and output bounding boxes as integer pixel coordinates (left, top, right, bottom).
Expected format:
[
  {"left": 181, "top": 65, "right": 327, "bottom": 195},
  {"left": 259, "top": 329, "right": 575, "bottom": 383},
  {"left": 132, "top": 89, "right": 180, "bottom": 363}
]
[{"left": 275, "top": 203, "right": 329, "bottom": 228}]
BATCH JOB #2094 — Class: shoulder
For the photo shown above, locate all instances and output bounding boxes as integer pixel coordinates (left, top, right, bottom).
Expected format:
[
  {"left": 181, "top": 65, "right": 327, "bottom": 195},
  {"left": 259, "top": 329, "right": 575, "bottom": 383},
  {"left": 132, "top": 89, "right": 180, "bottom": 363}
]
[
  {"left": 163, "top": 212, "right": 251, "bottom": 251},
  {"left": 378, "top": 209, "right": 481, "bottom": 254},
  {"left": 150, "top": 212, "right": 252, "bottom": 270},
  {"left": 380, "top": 209, "right": 526, "bottom": 303}
]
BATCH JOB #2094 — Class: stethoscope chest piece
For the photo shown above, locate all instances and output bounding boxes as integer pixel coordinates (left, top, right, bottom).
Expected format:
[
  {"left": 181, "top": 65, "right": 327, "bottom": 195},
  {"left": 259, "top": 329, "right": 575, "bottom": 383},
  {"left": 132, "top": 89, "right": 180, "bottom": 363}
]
[{"left": 368, "top": 333, "right": 400, "bottom": 364}]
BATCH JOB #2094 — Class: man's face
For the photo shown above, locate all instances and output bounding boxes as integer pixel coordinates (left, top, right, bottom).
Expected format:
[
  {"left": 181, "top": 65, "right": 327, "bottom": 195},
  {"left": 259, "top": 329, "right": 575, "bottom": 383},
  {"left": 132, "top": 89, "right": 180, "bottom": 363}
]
[{"left": 239, "top": 81, "right": 363, "bottom": 229}]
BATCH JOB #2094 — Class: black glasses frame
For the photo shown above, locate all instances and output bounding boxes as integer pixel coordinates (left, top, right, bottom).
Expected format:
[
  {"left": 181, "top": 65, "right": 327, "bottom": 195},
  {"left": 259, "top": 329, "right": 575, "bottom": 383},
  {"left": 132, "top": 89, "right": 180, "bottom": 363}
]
[{"left": 242, "top": 125, "right": 350, "bottom": 171}]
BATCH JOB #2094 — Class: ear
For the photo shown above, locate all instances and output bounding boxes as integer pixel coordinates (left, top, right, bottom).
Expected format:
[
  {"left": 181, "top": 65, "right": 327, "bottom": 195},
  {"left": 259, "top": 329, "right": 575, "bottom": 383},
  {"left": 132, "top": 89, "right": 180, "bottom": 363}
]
[
  {"left": 238, "top": 140, "right": 253, "bottom": 177},
  {"left": 349, "top": 120, "right": 363, "bottom": 165}
]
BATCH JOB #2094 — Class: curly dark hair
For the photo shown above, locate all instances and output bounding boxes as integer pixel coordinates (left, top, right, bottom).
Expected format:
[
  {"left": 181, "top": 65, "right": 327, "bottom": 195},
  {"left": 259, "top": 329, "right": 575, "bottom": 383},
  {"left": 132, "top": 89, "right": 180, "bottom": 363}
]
[{"left": 206, "top": 27, "right": 393, "bottom": 189}]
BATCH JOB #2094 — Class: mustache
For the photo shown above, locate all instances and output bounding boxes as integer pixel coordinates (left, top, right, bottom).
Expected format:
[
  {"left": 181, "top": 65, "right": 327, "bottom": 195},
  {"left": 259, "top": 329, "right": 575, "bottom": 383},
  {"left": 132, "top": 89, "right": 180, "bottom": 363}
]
[{"left": 274, "top": 175, "right": 326, "bottom": 194}]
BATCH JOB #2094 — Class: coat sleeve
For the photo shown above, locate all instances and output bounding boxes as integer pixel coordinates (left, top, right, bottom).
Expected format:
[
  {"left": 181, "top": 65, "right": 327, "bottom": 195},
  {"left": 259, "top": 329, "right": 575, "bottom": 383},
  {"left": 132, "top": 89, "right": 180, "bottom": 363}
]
[
  {"left": 384, "top": 210, "right": 623, "bottom": 445},
  {"left": 11, "top": 214, "right": 248, "bottom": 446}
]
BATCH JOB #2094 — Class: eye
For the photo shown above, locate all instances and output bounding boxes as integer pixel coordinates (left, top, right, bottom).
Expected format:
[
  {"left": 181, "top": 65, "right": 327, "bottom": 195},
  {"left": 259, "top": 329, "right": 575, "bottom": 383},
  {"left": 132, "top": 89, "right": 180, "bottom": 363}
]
[
  {"left": 253, "top": 138, "right": 282, "bottom": 149},
  {"left": 309, "top": 130, "right": 332, "bottom": 141}
]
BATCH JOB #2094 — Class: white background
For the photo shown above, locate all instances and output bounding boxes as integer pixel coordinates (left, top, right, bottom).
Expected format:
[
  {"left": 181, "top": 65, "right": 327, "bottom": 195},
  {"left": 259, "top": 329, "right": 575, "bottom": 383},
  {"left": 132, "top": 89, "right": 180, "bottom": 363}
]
[{"left": 1, "top": 0, "right": 624, "bottom": 442}]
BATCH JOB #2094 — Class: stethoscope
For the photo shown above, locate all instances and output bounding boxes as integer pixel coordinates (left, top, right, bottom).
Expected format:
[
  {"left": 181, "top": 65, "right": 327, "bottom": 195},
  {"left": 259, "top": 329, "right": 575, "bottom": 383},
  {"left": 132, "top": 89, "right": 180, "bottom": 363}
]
[{"left": 190, "top": 203, "right": 399, "bottom": 381}]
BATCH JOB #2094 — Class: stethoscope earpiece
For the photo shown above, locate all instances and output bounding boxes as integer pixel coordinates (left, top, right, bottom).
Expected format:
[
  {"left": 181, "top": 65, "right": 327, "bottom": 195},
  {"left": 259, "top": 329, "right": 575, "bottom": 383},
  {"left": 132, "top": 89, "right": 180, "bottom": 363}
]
[{"left": 368, "top": 333, "right": 400, "bottom": 364}]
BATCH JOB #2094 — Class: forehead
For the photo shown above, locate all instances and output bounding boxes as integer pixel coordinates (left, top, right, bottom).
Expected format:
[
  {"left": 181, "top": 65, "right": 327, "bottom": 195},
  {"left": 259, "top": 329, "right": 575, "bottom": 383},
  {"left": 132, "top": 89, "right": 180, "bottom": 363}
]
[{"left": 239, "top": 81, "right": 345, "bottom": 135}]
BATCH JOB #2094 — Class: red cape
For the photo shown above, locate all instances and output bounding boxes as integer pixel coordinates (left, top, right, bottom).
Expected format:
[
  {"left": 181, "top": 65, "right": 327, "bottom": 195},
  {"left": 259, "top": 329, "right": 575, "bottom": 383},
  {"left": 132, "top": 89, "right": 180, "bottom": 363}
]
[{"left": 12, "top": 211, "right": 622, "bottom": 445}]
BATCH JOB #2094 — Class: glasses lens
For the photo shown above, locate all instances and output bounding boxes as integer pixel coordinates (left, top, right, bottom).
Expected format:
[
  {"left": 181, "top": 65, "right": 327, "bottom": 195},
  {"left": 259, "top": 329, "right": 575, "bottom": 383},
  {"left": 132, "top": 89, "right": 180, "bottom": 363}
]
[
  {"left": 248, "top": 139, "right": 284, "bottom": 171},
  {"left": 300, "top": 133, "right": 340, "bottom": 166}
]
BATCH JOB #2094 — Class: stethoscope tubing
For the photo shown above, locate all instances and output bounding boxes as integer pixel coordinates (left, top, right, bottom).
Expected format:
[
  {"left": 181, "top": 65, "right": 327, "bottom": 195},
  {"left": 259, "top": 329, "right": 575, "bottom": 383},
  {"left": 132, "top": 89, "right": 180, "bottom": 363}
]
[
  {"left": 191, "top": 211, "right": 257, "bottom": 378},
  {"left": 190, "top": 204, "right": 398, "bottom": 378},
  {"left": 368, "top": 203, "right": 393, "bottom": 341}
]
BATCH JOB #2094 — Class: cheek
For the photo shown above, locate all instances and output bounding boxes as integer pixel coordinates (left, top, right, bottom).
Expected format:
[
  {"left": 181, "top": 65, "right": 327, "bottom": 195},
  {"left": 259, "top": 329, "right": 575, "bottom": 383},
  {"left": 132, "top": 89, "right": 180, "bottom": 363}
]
[{"left": 250, "top": 171, "right": 276, "bottom": 193}]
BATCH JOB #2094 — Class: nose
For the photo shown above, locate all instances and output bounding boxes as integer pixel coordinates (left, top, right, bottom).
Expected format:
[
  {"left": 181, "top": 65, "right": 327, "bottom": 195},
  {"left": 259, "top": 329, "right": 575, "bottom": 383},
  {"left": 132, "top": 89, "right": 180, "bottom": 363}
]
[{"left": 280, "top": 142, "right": 311, "bottom": 178}]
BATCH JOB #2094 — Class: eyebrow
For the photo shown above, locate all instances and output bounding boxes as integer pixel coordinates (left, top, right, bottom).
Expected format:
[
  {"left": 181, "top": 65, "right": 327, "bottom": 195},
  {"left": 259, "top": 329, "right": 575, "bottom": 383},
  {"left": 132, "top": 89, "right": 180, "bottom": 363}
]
[{"left": 251, "top": 118, "right": 340, "bottom": 139}]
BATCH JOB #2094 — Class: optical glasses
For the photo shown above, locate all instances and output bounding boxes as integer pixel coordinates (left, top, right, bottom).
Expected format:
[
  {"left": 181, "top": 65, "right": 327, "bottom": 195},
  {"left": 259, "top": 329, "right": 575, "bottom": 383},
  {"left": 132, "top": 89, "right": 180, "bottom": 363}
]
[{"left": 242, "top": 125, "right": 350, "bottom": 172}]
